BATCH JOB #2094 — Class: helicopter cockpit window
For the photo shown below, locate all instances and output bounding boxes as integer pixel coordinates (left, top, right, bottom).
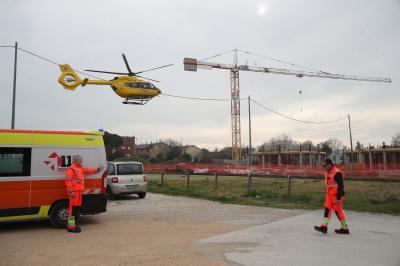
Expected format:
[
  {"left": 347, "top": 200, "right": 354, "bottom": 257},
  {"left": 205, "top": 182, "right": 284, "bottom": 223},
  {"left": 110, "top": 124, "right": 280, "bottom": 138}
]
[
  {"left": 126, "top": 82, "right": 139, "bottom": 88},
  {"left": 125, "top": 82, "right": 156, "bottom": 89}
]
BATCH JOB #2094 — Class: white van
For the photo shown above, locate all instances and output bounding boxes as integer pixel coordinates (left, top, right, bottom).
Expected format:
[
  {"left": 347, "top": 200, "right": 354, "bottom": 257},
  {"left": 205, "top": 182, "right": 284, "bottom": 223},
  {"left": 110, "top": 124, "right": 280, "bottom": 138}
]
[{"left": 106, "top": 161, "right": 148, "bottom": 198}]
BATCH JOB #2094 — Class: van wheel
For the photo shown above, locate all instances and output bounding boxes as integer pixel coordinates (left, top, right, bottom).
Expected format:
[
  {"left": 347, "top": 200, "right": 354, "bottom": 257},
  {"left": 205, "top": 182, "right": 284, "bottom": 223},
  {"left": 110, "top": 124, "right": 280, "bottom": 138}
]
[
  {"left": 107, "top": 186, "right": 115, "bottom": 200},
  {"left": 138, "top": 192, "right": 146, "bottom": 199},
  {"left": 50, "top": 201, "right": 79, "bottom": 229}
]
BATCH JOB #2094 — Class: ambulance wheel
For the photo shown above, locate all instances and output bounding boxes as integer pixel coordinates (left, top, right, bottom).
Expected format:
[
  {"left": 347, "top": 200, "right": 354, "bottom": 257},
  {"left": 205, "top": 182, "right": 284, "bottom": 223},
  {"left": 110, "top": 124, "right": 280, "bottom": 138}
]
[
  {"left": 50, "top": 201, "right": 80, "bottom": 229},
  {"left": 138, "top": 192, "right": 146, "bottom": 199}
]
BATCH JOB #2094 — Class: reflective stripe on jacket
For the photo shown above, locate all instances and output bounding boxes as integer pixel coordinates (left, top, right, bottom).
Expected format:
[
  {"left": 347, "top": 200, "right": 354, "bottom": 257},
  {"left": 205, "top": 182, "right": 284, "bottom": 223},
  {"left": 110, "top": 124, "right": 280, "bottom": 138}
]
[{"left": 324, "top": 166, "right": 342, "bottom": 196}]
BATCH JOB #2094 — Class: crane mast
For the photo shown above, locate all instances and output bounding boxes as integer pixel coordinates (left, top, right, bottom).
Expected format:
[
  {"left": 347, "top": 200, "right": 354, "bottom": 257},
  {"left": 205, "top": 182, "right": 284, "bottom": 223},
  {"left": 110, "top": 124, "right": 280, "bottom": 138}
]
[{"left": 183, "top": 53, "right": 391, "bottom": 161}]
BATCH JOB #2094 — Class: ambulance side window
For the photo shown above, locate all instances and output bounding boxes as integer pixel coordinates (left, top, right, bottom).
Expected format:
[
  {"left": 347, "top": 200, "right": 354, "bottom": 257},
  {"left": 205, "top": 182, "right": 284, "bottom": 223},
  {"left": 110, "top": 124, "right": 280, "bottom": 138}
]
[
  {"left": 107, "top": 163, "right": 116, "bottom": 175},
  {"left": 0, "top": 148, "right": 31, "bottom": 177}
]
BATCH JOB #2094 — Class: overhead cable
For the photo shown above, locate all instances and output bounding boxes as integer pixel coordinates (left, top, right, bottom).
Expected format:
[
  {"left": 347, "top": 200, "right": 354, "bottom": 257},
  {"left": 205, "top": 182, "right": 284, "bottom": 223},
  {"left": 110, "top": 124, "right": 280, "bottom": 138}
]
[
  {"left": 163, "top": 93, "right": 237, "bottom": 101},
  {"left": 251, "top": 98, "right": 347, "bottom": 124}
]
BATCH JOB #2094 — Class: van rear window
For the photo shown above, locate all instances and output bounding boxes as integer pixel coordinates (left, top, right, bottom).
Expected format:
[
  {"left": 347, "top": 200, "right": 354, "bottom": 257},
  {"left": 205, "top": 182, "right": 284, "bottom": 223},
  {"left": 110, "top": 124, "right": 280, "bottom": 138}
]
[
  {"left": 0, "top": 148, "right": 31, "bottom": 177},
  {"left": 117, "top": 164, "right": 143, "bottom": 175}
]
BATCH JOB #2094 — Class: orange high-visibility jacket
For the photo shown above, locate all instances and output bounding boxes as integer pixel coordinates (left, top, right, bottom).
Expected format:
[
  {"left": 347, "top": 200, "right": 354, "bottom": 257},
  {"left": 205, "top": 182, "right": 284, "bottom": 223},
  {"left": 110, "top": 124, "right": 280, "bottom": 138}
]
[
  {"left": 324, "top": 166, "right": 342, "bottom": 196},
  {"left": 65, "top": 163, "right": 98, "bottom": 192}
]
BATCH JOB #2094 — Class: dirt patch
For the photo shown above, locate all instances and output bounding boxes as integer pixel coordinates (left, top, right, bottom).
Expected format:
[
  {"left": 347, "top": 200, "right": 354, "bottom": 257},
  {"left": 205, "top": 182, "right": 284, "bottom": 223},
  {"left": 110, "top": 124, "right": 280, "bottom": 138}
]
[{"left": 0, "top": 193, "right": 304, "bottom": 265}]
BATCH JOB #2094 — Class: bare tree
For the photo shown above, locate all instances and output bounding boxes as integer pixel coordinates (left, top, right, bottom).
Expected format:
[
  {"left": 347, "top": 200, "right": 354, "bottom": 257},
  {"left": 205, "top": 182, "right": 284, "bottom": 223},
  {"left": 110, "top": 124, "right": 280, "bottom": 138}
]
[
  {"left": 327, "top": 138, "right": 343, "bottom": 154},
  {"left": 161, "top": 139, "right": 182, "bottom": 147},
  {"left": 356, "top": 141, "right": 362, "bottom": 151},
  {"left": 392, "top": 132, "right": 400, "bottom": 147},
  {"left": 260, "top": 134, "right": 296, "bottom": 151},
  {"left": 301, "top": 140, "right": 315, "bottom": 151}
]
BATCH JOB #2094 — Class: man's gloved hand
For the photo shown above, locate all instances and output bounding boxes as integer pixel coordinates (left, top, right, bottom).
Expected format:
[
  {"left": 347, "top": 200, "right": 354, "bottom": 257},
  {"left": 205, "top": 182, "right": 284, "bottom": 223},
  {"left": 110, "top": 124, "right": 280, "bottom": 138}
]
[{"left": 70, "top": 191, "right": 76, "bottom": 197}]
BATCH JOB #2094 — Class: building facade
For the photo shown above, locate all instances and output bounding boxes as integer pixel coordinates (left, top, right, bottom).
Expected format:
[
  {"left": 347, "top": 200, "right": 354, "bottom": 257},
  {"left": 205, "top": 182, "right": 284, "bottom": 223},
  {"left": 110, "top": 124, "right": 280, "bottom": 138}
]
[
  {"left": 253, "top": 150, "right": 328, "bottom": 166},
  {"left": 118, "top": 136, "right": 136, "bottom": 157},
  {"left": 343, "top": 147, "right": 400, "bottom": 170}
]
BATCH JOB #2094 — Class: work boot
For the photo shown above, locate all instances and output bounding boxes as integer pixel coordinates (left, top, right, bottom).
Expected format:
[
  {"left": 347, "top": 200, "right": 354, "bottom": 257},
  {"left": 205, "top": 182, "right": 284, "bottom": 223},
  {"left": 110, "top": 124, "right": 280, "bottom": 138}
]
[
  {"left": 67, "top": 226, "right": 81, "bottom": 233},
  {"left": 334, "top": 228, "right": 350, "bottom": 234},
  {"left": 314, "top": 225, "right": 328, "bottom": 234}
]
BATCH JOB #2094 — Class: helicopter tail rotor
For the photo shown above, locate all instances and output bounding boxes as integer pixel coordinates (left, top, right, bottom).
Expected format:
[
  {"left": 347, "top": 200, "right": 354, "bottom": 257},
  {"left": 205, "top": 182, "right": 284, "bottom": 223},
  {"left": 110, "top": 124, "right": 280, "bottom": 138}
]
[{"left": 58, "top": 64, "right": 82, "bottom": 90}]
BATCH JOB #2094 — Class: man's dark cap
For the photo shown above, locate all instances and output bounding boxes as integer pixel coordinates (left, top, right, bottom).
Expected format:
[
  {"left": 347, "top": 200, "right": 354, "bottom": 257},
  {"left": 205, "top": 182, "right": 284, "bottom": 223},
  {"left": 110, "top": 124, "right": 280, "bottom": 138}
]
[{"left": 324, "top": 158, "right": 334, "bottom": 166}]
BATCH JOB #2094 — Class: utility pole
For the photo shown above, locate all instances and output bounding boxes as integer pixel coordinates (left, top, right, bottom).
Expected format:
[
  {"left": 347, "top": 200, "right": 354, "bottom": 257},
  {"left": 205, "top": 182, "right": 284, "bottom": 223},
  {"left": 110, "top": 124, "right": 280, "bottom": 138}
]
[
  {"left": 348, "top": 114, "right": 353, "bottom": 164},
  {"left": 247, "top": 95, "right": 253, "bottom": 192},
  {"left": 11, "top": 42, "right": 18, "bottom": 129}
]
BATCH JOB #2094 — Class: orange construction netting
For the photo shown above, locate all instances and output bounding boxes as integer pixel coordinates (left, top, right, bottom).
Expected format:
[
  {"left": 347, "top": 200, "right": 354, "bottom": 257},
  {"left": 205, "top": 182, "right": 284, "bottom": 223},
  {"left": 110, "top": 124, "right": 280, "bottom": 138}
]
[{"left": 144, "top": 163, "right": 400, "bottom": 180}]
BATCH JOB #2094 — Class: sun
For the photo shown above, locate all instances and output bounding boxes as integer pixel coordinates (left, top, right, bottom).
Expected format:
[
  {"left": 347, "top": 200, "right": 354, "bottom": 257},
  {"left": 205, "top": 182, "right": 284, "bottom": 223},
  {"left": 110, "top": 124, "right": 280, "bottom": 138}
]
[{"left": 258, "top": 5, "right": 267, "bottom": 15}]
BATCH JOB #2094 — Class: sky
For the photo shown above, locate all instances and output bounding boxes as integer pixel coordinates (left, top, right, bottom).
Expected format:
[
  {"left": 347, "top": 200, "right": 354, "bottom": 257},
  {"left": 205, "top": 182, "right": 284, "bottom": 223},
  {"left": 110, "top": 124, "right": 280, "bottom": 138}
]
[{"left": 0, "top": 0, "right": 399, "bottom": 150}]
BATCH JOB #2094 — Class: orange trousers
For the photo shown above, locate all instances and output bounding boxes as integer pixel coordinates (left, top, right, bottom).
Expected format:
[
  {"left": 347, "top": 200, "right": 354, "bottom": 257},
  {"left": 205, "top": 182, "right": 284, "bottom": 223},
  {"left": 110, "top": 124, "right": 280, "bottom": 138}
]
[
  {"left": 67, "top": 191, "right": 82, "bottom": 216},
  {"left": 324, "top": 195, "right": 346, "bottom": 221}
]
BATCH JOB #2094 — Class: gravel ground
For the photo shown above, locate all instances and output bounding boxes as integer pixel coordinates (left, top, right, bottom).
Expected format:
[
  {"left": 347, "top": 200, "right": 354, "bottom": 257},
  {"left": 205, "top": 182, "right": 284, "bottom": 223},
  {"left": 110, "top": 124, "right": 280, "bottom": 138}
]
[{"left": 0, "top": 193, "right": 304, "bottom": 266}]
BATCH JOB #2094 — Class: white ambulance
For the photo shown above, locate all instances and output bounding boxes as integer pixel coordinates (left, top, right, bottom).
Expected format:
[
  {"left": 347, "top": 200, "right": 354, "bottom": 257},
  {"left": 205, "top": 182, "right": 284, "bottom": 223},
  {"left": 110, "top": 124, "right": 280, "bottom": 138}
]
[{"left": 0, "top": 129, "right": 108, "bottom": 228}]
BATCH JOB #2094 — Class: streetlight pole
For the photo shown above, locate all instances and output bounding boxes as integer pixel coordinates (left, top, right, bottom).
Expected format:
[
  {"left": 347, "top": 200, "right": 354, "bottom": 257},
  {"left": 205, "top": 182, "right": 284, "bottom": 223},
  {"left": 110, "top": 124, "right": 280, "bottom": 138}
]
[
  {"left": 247, "top": 95, "right": 253, "bottom": 192},
  {"left": 11, "top": 42, "right": 18, "bottom": 129}
]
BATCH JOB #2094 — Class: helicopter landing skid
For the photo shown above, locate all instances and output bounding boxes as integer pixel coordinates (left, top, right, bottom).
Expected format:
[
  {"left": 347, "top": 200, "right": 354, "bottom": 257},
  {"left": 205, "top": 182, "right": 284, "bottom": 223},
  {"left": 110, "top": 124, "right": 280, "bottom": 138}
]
[{"left": 122, "top": 98, "right": 150, "bottom": 105}]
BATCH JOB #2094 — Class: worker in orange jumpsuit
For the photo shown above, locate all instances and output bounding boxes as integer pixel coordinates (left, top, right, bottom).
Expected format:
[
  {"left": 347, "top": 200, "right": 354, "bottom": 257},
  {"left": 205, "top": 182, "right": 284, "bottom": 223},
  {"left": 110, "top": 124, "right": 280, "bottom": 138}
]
[
  {"left": 65, "top": 155, "right": 103, "bottom": 233},
  {"left": 314, "top": 158, "right": 349, "bottom": 234}
]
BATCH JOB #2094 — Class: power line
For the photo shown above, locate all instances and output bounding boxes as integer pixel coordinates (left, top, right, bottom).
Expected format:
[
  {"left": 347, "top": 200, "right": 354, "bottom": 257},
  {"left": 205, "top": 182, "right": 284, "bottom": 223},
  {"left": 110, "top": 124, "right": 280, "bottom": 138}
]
[
  {"left": 163, "top": 93, "right": 347, "bottom": 125},
  {"left": 17, "top": 47, "right": 107, "bottom": 80},
  {"left": 163, "top": 93, "right": 235, "bottom": 101},
  {"left": 0, "top": 44, "right": 107, "bottom": 80},
  {"left": 18, "top": 47, "right": 60, "bottom": 66},
  {"left": 251, "top": 98, "right": 347, "bottom": 124}
]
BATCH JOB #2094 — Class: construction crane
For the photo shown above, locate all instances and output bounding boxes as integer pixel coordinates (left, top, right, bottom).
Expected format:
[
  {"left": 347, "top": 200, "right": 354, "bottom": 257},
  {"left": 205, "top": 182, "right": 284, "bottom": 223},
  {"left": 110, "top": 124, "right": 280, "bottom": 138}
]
[{"left": 183, "top": 50, "right": 391, "bottom": 160}]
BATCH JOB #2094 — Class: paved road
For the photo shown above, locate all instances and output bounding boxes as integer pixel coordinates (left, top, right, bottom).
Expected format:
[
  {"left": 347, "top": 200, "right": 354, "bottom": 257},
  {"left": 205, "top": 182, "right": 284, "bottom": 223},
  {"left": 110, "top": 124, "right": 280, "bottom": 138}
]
[{"left": 199, "top": 210, "right": 400, "bottom": 266}]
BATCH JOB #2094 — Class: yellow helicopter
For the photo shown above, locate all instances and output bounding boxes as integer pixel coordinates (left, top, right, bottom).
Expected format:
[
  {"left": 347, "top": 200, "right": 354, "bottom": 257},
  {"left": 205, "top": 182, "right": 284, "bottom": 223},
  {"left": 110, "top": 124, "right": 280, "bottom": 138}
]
[{"left": 58, "top": 54, "right": 172, "bottom": 104}]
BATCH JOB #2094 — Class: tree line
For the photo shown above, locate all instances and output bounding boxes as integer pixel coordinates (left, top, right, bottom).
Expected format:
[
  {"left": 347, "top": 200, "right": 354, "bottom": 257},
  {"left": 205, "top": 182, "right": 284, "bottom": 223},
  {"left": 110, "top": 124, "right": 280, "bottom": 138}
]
[{"left": 103, "top": 131, "right": 400, "bottom": 163}]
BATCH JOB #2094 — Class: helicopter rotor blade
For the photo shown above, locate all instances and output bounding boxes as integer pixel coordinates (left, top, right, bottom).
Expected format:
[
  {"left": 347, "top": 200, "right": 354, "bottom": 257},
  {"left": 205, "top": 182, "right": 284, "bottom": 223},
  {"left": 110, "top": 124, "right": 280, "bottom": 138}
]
[
  {"left": 85, "top": 69, "right": 129, "bottom": 75},
  {"left": 122, "top": 53, "right": 133, "bottom": 74},
  {"left": 134, "top": 64, "right": 174, "bottom": 75},
  {"left": 135, "top": 75, "right": 160, "bottom": 83}
]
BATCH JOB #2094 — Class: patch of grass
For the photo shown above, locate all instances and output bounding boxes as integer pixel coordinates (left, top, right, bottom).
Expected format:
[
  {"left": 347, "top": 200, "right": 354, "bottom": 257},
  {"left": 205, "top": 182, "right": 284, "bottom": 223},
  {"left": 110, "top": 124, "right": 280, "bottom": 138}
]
[{"left": 147, "top": 174, "right": 400, "bottom": 215}]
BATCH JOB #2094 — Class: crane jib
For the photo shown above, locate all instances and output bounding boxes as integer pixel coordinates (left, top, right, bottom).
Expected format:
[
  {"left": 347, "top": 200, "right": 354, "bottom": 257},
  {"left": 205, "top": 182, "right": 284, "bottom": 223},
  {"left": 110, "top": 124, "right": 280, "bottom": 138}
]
[{"left": 183, "top": 57, "right": 391, "bottom": 83}]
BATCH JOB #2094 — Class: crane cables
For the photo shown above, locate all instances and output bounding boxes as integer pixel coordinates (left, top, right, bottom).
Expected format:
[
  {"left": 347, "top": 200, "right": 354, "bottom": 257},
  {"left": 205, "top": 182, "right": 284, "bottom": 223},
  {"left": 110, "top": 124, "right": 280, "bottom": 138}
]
[
  {"left": 197, "top": 48, "right": 331, "bottom": 74},
  {"left": 236, "top": 49, "right": 329, "bottom": 73}
]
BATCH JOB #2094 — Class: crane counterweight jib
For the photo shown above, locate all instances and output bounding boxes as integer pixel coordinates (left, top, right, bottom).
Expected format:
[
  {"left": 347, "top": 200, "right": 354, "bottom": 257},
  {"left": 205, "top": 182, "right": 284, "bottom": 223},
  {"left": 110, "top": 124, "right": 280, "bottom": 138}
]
[{"left": 183, "top": 58, "right": 198, "bottom": 71}]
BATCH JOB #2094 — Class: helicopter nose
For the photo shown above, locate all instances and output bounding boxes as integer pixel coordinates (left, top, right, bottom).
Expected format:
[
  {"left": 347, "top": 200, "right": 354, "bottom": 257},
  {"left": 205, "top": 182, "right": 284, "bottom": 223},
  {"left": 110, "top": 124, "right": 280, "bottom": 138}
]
[{"left": 157, "top": 88, "right": 162, "bottom": 94}]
